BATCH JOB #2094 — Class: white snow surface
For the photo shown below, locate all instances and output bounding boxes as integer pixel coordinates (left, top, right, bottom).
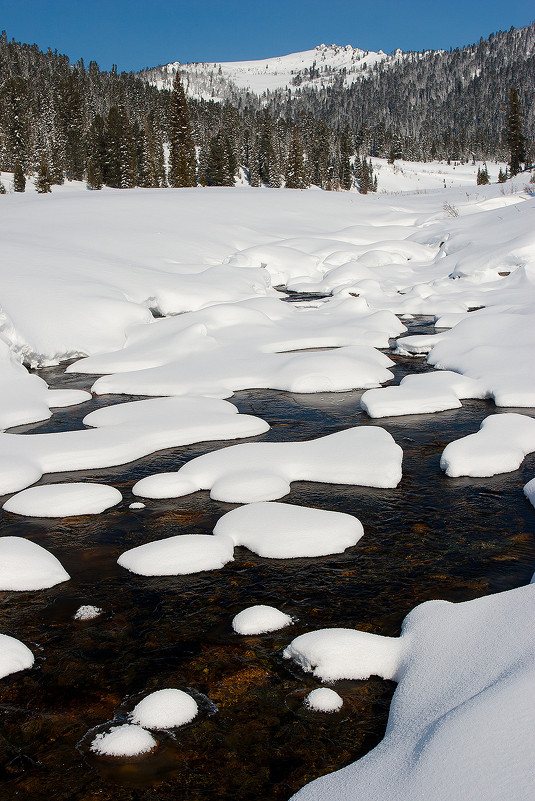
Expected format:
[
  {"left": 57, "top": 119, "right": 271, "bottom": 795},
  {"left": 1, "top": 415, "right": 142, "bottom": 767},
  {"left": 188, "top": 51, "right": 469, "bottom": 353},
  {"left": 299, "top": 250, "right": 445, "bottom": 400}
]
[
  {"left": 304, "top": 688, "right": 344, "bottom": 713},
  {"left": 2, "top": 172, "right": 535, "bottom": 800},
  {"left": 133, "top": 427, "right": 403, "bottom": 502},
  {"left": 0, "top": 536, "right": 69, "bottom": 590},
  {"left": 69, "top": 296, "right": 400, "bottom": 398},
  {"left": 284, "top": 628, "right": 403, "bottom": 682},
  {"left": 130, "top": 689, "right": 198, "bottom": 729},
  {"left": 361, "top": 370, "right": 488, "bottom": 418},
  {"left": 0, "top": 633, "right": 34, "bottom": 679},
  {"left": 118, "top": 534, "right": 234, "bottom": 576},
  {"left": 214, "top": 502, "right": 364, "bottom": 558},
  {"left": 90, "top": 724, "right": 157, "bottom": 758},
  {"left": 232, "top": 605, "right": 294, "bottom": 635},
  {"left": 152, "top": 44, "right": 391, "bottom": 99},
  {"left": 440, "top": 413, "right": 535, "bottom": 477},
  {"left": 3, "top": 483, "right": 122, "bottom": 517},
  {"left": 0, "top": 397, "right": 268, "bottom": 496},
  {"left": 289, "top": 584, "right": 535, "bottom": 801},
  {"left": 0, "top": 339, "right": 90, "bottom": 431}
]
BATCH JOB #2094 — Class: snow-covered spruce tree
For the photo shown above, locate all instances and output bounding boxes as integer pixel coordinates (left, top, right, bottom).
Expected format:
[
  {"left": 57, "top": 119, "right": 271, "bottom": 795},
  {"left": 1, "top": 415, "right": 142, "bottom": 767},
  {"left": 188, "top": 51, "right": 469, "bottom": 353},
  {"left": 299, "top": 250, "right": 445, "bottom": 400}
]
[
  {"left": 86, "top": 114, "right": 105, "bottom": 189},
  {"left": 35, "top": 156, "right": 52, "bottom": 192},
  {"left": 339, "top": 126, "right": 353, "bottom": 190},
  {"left": 167, "top": 73, "right": 196, "bottom": 187},
  {"left": 506, "top": 87, "right": 526, "bottom": 176},
  {"left": 476, "top": 164, "right": 490, "bottom": 185},
  {"left": 498, "top": 167, "right": 508, "bottom": 182},
  {"left": 205, "top": 132, "right": 234, "bottom": 186},
  {"left": 285, "top": 126, "right": 307, "bottom": 188},
  {"left": 13, "top": 161, "right": 25, "bottom": 192}
]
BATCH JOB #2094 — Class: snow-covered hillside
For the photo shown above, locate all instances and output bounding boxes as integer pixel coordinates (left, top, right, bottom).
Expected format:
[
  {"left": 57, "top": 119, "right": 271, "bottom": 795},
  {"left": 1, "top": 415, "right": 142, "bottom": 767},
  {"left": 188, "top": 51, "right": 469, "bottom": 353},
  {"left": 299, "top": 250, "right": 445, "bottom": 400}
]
[{"left": 144, "top": 43, "right": 393, "bottom": 101}]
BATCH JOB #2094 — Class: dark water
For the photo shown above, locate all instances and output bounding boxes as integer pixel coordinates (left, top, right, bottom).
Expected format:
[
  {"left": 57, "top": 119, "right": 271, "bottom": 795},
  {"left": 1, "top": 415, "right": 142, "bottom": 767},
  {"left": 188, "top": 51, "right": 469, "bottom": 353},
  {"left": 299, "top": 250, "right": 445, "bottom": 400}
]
[{"left": 0, "top": 317, "right": 534, "bottom": 801}]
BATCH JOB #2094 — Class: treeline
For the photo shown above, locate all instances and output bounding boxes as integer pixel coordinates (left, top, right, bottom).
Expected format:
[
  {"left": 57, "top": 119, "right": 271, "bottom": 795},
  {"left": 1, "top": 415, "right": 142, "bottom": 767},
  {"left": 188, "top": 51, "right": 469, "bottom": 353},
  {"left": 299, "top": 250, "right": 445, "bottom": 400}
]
[
  {"left": 0, "top": 33, "right": 377, "bottom": 192},
  {"left": 1, "top": 25, "right": 533, "bottom": 194}
]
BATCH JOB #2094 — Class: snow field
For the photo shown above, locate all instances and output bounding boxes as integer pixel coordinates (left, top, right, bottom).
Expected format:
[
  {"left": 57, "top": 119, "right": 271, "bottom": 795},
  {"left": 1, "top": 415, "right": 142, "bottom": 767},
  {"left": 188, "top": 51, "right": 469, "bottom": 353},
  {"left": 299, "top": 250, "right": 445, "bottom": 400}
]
[
  {"left": 1, "top": 178, "right": 535, "bottom": 798},
  {"left": 69, "top": 296, "right": 400, "bottom": 398}
]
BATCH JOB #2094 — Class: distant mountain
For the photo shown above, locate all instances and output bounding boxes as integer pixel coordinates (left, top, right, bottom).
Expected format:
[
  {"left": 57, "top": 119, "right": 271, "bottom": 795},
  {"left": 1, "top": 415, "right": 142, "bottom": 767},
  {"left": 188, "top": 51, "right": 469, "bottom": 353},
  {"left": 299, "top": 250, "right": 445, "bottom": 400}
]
[{"left": 141, "top": 44, "right": 396, "bottom": 101}]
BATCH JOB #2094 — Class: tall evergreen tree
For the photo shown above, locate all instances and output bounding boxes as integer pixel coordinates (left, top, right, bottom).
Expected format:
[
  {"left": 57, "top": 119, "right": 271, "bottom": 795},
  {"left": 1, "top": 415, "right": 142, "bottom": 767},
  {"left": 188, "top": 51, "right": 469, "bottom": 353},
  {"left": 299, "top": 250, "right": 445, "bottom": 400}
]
[
  {"left": 86, "top": 114, "right": 106, "bottom": 189},
  {"left": 168, "top": 73, "right": 196, "bottom": 187},
  {"left": 13, "top": 161, "right": 25, "bottom": 192},
  {"left": 285, "top": 126, "right": 307, "bottom": 188},
  {"left": 339, "top": 126, "right": 353, "bottom": 190},
  {"left": 35, "top": 156, "right": 52, "bottom": 192},
  {"left": 506, "top": 87, "right": 526, "bottom": 176}
]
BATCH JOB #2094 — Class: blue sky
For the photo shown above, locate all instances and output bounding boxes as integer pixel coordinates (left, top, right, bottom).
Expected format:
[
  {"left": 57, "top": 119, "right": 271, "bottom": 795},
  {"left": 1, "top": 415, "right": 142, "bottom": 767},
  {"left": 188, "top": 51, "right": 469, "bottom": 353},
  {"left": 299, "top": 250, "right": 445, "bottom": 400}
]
[{"left": 1, "top": 0, "right": 533, "bottom": 71}]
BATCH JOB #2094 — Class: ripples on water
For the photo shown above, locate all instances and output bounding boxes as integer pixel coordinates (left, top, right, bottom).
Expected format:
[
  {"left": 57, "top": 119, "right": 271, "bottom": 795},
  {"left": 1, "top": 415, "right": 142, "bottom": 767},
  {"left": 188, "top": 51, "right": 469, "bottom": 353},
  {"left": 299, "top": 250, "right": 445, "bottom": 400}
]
[{"left": 0, "top": 317, "right": 534, "bottom": 800}]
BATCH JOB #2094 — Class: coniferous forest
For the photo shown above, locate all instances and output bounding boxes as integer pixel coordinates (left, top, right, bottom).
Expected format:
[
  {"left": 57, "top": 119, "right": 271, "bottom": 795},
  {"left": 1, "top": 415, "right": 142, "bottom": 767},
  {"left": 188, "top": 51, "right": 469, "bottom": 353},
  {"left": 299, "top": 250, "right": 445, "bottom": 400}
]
[{"left": 0, "top": 23, "right": 533, "bottom": 193}]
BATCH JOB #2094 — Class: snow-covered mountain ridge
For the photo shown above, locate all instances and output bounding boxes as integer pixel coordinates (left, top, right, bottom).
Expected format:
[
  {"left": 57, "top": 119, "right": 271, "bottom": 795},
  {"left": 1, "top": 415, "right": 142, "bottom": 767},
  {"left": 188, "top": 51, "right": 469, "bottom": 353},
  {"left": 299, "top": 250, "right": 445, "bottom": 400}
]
[{"left": 142, "top": 43, "right": 396, "bottom": 101}]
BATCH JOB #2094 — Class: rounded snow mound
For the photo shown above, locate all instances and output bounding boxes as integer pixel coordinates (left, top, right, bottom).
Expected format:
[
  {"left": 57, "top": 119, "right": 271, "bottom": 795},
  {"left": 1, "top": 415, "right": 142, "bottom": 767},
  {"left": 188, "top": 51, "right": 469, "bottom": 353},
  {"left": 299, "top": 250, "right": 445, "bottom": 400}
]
[
  {"left": 118, "top": 534, "right": 234, "bottom": 576},
  {"left": 90, "top": 724, "right": 157, "bottom": 758},
  {"left": 3, "top": 482, "right": 122, "bottom": 517},
  {"left": 0, "top": 536, "right": 70, "bottom": 590},
  {"left": 130, "top": 689, "right": 198, "bottom": 729},
  {"left": 304, "top": 687, "right": 343, "bottom": 712},
  {"left": 214, "top": 501, "right": 364, "bottom": 558},
  {"left": 232, "top": 604, "right": 294, "bottom": 635},
  {"left": 0, "top": 633, "right": 35, "bottom": 679}
]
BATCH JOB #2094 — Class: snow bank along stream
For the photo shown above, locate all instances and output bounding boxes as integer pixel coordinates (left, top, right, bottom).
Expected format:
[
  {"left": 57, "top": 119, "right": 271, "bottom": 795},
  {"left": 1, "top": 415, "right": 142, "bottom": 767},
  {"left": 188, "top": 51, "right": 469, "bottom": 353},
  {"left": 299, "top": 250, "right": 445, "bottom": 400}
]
[{"left": 0, "top": 182, "right": 534, "bottom": 801}]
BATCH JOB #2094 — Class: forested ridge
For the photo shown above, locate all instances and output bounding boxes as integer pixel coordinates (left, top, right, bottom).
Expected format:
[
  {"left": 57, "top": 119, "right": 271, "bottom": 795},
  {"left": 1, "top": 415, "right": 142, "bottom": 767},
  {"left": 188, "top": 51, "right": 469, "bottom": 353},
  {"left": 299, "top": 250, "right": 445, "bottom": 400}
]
[{"left": 0, "top": 23, "right": 533, "bottom": 193}]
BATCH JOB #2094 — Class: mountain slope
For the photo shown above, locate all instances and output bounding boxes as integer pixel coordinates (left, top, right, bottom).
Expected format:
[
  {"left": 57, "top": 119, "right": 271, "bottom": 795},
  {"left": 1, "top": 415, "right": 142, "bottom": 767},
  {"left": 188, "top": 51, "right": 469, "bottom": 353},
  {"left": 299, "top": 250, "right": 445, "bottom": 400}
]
[{"left": 141, "top": 44, "right": 393, "bottom": 101}]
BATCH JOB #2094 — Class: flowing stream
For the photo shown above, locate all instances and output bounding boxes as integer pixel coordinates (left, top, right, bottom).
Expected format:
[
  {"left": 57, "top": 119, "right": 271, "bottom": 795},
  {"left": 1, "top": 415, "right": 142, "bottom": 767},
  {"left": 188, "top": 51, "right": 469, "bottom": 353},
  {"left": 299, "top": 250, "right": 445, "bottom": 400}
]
[{"left": 0, "top": 316, "right": 534, "bottom": 800}]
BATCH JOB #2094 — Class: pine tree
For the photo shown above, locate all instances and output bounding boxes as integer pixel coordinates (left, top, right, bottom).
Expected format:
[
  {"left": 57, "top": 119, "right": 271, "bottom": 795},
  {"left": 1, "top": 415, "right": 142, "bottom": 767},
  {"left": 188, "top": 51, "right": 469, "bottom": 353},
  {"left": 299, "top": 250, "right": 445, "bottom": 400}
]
[
  {"left": 35, "top": 156, "right": 52, "bottom": 192},
  {"left": 205, "top": 133, "right": 233, "bottom": 186},
  {"left": 285, "top": 126, "right": 307, "bottom": 188},
  {"left": 506, "top": 88, "right": 526, "bottom": 176},
  {"left": 86, "top": 114, "right": 106, "bottom": 189},
  {"left": 168, "top": 73, "right": 196, "bottom": 187},
  {"left": 497, "top": 167, "right": 508, "bottom": 183},
  {"left": 476, "top": 164, "right": 490, "bottom": 185},
  {"left": 339, "top": 126, "right": 353, "bottom": 190},
  {"left": 13, "top": 162, "right": 25, "bottom": 192}
]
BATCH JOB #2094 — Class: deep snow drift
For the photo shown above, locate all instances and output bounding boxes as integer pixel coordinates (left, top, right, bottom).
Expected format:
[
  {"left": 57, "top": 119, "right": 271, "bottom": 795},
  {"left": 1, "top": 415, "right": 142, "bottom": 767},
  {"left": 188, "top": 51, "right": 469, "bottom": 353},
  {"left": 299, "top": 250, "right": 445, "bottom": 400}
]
[{"left": 287, "top": 584, "right": 535, "bottom": 801}]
